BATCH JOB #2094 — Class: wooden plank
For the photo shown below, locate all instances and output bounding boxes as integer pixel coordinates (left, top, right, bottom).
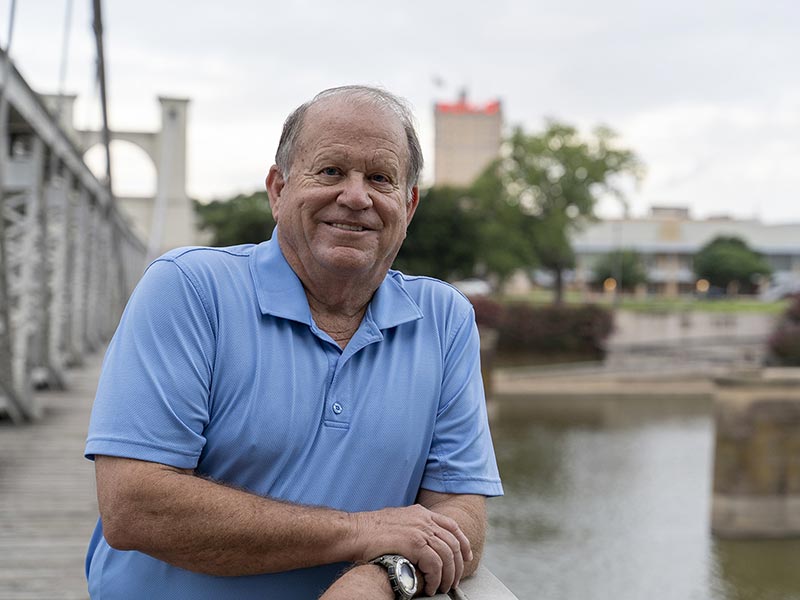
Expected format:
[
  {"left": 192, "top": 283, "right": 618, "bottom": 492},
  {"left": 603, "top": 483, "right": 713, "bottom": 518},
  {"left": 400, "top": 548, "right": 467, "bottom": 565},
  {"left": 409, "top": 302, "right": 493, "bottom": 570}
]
[{"left": 0, "top": 352, "right": 102, "bottom": 600}]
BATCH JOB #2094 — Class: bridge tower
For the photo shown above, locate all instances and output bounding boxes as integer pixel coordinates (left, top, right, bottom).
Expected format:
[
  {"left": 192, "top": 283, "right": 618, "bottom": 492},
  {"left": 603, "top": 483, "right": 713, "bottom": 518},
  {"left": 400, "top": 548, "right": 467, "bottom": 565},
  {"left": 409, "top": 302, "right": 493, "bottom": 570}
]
[{"left": 41, "top": 94, "right": 197, "bottom": 258}]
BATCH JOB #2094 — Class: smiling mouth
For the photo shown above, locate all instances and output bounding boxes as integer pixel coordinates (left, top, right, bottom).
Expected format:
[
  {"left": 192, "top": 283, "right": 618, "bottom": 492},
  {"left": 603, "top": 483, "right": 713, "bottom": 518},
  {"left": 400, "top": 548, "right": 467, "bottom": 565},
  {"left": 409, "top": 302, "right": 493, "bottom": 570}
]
[{"left": 328, "top": 222, "right": 367, "bottom": 232}]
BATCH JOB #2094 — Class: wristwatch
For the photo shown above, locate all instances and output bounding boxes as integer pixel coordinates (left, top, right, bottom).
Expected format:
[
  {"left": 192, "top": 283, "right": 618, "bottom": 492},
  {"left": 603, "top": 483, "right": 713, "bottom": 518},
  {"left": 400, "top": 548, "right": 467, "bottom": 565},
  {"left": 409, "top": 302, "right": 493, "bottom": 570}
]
[{"left": 370, "top": 554, "right": 418, "bottom": 600}]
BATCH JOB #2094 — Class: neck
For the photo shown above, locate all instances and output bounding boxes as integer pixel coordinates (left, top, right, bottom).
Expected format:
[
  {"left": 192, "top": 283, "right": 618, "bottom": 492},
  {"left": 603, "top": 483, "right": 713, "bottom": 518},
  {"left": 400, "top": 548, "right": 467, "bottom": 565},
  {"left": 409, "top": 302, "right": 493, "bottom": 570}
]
[{"left": 305, "top": 290, "right": 370, "bottom": 349}]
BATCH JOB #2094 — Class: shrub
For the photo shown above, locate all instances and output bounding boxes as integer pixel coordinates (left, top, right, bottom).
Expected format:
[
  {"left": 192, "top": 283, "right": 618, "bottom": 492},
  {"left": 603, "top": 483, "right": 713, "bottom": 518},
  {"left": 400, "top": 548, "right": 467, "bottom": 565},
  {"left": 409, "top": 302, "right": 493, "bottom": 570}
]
[
  {"left": 468, "top": 295, "right": 504, "bottom": 329},
  {"left": 468, "top": 297, "right": 614, "bottom": 361},
  {"left": 767, "top": 296, "right": 800, "bottom": 366}
]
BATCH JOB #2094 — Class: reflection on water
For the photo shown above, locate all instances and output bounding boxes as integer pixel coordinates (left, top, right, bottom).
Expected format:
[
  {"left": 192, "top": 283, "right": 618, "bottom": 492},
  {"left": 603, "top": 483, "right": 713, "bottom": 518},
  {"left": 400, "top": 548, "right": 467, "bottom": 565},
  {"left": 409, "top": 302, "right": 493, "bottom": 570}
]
[
  {"left": 483, "top": 399, "right": 800, "bottom": 600},
  {"left": 713, "top": 540, "right": 800, "bottom": 600}
]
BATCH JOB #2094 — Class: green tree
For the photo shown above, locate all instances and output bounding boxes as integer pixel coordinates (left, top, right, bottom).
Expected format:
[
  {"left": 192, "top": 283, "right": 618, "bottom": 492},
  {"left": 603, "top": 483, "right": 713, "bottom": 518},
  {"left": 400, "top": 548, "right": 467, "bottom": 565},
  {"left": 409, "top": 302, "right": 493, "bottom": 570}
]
[
  {"left": 477, "top": 122, "right": 643, "bottom": 303},
  {"left": 195, "top": 191, "right": 275, "bottom": 246},
  {"left": 394, "top": 186, "right": 482, "bottom": 280},
  {"left": 693, "top": 236, "right": 772, "bottom": 295},
  {"left": 591, "top": 250, "right": 648, "bottom": 291},
  {"left": 469, "top": 168, "right": 539, "bottom": 285}
]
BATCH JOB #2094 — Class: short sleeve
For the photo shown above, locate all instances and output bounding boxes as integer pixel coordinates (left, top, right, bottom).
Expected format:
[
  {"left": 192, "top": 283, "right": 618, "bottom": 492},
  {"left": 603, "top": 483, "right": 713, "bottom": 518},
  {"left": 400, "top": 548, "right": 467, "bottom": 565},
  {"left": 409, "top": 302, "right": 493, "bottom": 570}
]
[
  {"left": 85, "top": 258, "right": 216, "bottom": 469},
  {"left": 420, "top": 309, "right": 504, "bottom": 497}
]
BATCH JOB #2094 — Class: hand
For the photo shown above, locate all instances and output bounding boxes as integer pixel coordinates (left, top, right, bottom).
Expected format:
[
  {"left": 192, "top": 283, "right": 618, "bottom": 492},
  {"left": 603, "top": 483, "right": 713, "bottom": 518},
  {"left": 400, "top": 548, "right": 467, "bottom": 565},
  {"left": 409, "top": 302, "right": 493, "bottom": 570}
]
[{"left": 351, "top": 504, "right": 472, "bottom": 596}]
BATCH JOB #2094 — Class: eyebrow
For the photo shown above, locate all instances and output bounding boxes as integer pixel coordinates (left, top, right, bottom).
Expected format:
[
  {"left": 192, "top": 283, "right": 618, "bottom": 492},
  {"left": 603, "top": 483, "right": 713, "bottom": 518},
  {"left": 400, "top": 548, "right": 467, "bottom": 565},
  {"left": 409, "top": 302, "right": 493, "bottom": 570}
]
[{"left": 309, "top": 150, "right": 401, "bottom": 173}]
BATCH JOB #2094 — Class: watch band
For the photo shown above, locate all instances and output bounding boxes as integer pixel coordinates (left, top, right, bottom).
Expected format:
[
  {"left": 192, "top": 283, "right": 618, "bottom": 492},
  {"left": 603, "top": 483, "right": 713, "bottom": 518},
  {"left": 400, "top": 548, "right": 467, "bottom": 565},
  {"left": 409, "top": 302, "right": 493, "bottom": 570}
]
[{"left": 370, "top": 554, "right": 418, "bottom": 600}]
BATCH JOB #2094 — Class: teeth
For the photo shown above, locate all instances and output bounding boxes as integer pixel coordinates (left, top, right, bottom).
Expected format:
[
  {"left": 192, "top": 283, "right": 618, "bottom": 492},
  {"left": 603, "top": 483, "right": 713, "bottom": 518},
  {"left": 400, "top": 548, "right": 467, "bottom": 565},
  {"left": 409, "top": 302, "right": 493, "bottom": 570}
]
[{"left": 330, "top": 223, "right": 364, "bottom": 232}]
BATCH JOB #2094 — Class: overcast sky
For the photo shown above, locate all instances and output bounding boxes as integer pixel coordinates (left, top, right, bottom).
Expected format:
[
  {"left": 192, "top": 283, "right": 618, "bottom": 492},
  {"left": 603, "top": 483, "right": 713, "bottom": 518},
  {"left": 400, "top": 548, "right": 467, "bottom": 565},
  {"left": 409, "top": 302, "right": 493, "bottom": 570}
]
[{"left": 4, "top": 0, "right": 799, "bottom": 222}]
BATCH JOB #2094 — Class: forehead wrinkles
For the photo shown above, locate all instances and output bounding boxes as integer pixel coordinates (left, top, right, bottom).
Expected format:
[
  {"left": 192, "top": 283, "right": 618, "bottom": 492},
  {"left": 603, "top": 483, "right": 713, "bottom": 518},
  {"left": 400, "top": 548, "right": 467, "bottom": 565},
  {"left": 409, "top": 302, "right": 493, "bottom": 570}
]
[
  {"left": 309, "top": 142, "right": 402, "bottom": 169},
  {"left": 295, "top": 100, "right": 408, "bottom": 169}
]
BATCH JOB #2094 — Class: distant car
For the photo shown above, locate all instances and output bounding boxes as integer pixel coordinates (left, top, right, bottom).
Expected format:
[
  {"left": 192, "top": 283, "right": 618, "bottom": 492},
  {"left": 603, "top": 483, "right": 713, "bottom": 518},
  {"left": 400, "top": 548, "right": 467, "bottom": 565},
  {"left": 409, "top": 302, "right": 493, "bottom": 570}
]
[{"left": 451, "top": 279, "right": 492, "bottom": 296}]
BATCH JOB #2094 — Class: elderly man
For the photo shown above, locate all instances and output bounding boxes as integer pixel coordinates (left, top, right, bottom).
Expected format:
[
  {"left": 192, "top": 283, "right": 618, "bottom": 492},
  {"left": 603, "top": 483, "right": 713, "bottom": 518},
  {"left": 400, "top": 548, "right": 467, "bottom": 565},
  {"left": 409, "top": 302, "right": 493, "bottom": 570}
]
[{"left": 85, "top": 86, "right": 502, "bottom": 600}]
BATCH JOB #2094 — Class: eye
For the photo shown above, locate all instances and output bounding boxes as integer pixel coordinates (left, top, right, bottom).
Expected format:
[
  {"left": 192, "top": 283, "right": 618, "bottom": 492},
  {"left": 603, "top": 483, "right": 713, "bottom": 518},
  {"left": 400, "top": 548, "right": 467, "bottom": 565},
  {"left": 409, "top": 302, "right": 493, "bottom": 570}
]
[
  {"left": 320, "top": 166, "right": 341, "bottom": 177},
  {"left": 370, "top": 173, "right": 392, "bottom": 185}
]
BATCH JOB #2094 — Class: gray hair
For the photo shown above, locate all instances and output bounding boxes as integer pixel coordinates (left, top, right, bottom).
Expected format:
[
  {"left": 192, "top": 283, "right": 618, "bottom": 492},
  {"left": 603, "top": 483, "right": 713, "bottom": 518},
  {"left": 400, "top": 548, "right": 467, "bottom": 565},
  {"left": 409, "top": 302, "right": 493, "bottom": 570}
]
[{"left": 275, "top": 85, "right": 423, "bottom": 199}]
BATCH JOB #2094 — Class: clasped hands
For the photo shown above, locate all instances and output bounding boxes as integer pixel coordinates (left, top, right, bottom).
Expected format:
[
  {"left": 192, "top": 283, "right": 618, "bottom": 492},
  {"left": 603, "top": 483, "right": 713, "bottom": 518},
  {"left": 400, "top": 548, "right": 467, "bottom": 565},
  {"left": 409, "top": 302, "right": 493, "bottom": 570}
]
[{"left": 323, "top": 503, "right": 472, "bottom": 599}]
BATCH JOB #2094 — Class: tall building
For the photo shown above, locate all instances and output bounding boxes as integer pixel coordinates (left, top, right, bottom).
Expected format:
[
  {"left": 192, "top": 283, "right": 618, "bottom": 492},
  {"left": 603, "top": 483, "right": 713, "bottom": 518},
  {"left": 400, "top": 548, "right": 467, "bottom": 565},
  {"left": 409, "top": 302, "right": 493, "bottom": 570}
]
[{"left": 434, "top": 93, "right": 502, "bottom": 187}]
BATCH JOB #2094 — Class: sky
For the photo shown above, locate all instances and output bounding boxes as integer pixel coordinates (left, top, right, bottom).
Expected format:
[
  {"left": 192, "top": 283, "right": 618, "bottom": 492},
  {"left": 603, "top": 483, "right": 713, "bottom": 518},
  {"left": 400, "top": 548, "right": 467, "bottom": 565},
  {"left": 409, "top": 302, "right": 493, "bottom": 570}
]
[{"left": 3, "top": 0, "right": 799, "bottom": 223}]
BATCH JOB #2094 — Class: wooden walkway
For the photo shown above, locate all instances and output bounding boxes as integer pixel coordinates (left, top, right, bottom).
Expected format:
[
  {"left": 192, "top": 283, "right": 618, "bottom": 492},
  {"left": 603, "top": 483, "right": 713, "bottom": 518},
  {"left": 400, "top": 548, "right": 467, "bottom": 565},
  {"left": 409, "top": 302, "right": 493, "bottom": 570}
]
[{"left": 0, "top": 352, "right": 104, "bottom": 600}]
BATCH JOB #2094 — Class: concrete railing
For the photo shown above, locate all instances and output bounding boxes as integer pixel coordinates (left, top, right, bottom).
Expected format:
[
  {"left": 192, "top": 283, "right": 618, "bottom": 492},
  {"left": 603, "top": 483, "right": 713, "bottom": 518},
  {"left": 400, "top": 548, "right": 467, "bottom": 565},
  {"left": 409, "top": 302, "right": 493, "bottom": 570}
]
[{"left": 431, "top": 566, "right": 518, "bottom": 600}]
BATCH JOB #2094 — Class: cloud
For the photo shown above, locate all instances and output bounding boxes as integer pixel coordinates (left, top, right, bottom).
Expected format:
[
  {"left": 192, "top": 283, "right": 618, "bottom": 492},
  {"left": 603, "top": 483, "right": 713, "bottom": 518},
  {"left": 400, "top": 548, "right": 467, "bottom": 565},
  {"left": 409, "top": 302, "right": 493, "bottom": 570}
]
[{"left": 4, "top": 0, "right": 800, "bottom": 220}]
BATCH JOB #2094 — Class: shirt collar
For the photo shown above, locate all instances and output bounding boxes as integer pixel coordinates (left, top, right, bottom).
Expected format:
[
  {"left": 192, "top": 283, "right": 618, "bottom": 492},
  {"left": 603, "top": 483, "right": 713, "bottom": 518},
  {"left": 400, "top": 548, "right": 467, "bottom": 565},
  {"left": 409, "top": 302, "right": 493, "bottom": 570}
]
[{"left": 249, "top": 230, "right": 423, "bottom": 330}]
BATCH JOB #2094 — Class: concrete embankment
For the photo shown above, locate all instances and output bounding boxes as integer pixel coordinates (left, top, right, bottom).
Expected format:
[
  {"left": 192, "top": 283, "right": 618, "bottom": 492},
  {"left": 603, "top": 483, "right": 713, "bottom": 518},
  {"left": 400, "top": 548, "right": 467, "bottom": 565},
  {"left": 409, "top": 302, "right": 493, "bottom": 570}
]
[{"left": 491, "top": 364, "right": 715, "bottom": 424}]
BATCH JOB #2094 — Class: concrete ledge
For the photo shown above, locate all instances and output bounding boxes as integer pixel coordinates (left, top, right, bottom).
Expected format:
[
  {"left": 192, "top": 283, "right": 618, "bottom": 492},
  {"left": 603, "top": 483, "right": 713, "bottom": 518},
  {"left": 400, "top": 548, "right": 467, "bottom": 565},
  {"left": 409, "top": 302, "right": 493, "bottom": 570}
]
[
  {"left": 712, "top": 494, "right": 800, "bottom": 538},
  {"left": 431, "top": 566, "right": 518, "bottom": 599}
]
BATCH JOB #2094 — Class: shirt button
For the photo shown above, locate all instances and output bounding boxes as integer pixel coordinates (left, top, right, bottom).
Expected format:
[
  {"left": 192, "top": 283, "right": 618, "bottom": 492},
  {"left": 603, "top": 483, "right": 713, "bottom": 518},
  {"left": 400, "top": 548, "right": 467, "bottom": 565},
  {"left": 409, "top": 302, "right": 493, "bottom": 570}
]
[{"left": 332, "top": 402, "right": 343, "bottom": 415}]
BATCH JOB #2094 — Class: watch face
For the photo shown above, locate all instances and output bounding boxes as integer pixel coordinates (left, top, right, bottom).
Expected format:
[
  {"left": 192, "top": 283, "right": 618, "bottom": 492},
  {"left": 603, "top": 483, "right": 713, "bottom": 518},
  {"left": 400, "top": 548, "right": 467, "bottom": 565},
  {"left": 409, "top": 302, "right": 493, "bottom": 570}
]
[{"left": 397, "top": 561, "right": 416, "bottom": 592}]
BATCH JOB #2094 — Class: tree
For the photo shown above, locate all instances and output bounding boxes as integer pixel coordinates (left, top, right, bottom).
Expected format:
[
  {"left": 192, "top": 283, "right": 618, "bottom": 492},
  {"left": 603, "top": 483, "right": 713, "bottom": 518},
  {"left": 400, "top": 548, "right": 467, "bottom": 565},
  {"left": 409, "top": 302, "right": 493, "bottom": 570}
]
[
  {"left": 693, "top": 236, "right": 771, "bottom": 295},
  {"left": 469, "top": 168, "right": 539, "bottom": 285},
  {"left": 591, "top": 250, "right": 648, "bottom": 291},
  {"left": 195, "top": 191, "right": 275, "bottom": 246},
  {"left": 477, "top": 122, "right": 643, "bottom": 303},
  {"left": 393, "top": 186, "right": 483, "bottom": 280}
]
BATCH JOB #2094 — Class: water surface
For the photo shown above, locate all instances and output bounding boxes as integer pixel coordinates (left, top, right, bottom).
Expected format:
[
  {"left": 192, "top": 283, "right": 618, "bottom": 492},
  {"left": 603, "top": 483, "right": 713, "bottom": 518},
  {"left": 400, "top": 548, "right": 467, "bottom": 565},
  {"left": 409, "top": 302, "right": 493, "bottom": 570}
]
[{"left": 483, "top": 399, "right": 800, "bottom": 600}]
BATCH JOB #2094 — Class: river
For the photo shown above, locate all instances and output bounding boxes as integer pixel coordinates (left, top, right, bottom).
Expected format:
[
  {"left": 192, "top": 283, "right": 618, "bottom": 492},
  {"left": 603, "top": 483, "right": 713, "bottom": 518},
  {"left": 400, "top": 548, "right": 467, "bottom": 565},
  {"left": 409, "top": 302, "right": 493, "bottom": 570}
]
[{"left": 483, "top": 398, "right": 800, "bottom": 600}]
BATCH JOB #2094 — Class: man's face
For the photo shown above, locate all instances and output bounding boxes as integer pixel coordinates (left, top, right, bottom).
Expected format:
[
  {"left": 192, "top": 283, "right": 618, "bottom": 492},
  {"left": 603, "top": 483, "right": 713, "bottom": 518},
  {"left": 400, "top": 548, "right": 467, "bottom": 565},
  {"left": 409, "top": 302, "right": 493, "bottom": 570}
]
[{"left": 267, "top": 98, "right": 419, "bottom": 284}]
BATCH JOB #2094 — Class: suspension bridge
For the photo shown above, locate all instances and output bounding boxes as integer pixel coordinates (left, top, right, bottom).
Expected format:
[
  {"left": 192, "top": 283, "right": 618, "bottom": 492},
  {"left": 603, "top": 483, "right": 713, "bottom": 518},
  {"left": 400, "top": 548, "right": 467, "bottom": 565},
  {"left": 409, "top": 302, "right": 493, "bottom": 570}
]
[
  {"left": 0, "top": 0, "right": 195, "bottom": 424},
  {"left": 0, "top": 0, "right": 200, "bottom": 595}
]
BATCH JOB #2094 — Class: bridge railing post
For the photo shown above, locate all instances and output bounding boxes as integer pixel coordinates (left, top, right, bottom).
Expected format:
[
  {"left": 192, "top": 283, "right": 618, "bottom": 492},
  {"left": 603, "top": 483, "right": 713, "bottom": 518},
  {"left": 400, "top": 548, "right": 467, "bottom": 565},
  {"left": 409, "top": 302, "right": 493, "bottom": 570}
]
[
  {"left": 57, "top": 172, "right": 76, "bottom": 369},
  {"left": 66, "top": 188, "right": 89, "bottom": 365},
  {"left": 0, "top": 136, "right": 43, "bottom": 420}
]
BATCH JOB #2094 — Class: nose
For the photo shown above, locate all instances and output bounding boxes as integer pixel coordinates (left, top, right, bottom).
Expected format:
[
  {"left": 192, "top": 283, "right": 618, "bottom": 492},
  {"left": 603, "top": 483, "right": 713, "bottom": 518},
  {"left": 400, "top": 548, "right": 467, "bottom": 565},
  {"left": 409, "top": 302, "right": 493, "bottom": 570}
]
[{"left": 336, "top": 173, "right": 373, "bottom": 211}]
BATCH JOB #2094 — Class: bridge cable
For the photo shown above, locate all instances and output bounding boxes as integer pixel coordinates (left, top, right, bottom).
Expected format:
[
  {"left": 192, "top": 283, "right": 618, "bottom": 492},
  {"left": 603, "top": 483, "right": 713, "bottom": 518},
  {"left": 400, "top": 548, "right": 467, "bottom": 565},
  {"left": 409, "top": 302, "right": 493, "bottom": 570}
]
[
  {"left": 91, "top": 0, "right": 131, "bottom": 313},
  {"left": 47, "top": 0, "right": 75, "bottom": 187},
  {"left": 91, "top": 0, "right": 113, "bottom": 196},
  {"left": 54, "top": 0, "right": 75, "bottom": 120}
]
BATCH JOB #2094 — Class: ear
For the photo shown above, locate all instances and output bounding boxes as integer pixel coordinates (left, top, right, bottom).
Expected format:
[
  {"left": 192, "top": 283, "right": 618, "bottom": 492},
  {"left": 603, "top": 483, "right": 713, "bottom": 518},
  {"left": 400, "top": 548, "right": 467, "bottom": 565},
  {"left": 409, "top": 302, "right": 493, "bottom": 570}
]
[
  {"left": 266, "top": 165, "right": 286, "bottom": 220},
  {"left": 405, "top": 186, "right": 420, "bottom": 225}
]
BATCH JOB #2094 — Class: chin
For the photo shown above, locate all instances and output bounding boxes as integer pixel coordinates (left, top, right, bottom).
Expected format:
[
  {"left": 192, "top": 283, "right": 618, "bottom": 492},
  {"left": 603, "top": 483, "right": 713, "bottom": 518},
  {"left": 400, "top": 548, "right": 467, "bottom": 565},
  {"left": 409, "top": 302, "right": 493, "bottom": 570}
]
[{"left": 319, "top": 251, "right": 376, "bottom": 274}]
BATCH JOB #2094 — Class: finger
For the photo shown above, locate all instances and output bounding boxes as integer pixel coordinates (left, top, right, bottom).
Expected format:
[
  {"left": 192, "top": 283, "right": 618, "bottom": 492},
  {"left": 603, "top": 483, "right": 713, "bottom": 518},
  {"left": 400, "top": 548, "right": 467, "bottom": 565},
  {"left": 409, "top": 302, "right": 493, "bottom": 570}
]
[
  {"left": 435, "top": 529, "right": 463, "bottom": 588},
  {"left": 416, "top": 544, "right": 443, "bottom": 596},
  {"left": 426, "top": 534, "right": 456, "bottom": 593},
  {"left": 430, "top": 512, "right": 472, "bottom": 562}
]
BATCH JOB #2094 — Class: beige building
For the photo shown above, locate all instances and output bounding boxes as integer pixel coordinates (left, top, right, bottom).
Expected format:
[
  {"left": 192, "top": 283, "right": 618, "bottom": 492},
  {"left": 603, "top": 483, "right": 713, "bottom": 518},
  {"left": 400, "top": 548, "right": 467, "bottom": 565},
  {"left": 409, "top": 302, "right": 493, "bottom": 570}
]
[
  {"left": 572, "top": 206, "right": 800, "bottom": 297},
  {"left": 433, "top": 93, "right": 502, "bottom": 187}
]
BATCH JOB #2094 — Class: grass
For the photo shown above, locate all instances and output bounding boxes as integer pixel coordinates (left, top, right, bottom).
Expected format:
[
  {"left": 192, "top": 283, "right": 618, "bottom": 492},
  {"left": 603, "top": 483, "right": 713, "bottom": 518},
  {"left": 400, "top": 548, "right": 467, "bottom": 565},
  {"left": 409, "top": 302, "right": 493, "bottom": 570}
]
[{"left": 502, "top": 289, "right": 790, "bottom": 315}]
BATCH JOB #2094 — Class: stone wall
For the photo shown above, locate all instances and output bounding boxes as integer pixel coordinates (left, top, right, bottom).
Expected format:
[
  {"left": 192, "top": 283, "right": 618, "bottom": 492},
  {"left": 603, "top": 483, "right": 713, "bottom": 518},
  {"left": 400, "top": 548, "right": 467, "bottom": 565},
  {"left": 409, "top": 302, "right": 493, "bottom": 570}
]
[{"left": 712, "top": 371, "right": 800, "bottom": 537}]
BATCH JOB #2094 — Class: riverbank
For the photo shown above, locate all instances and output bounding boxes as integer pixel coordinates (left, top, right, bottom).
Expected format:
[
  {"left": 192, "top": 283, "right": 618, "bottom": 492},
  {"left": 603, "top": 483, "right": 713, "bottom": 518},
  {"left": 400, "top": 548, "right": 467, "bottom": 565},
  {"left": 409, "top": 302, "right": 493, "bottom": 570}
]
[{"left": 491, "top": 363, "right": 715, "bottom": 424}]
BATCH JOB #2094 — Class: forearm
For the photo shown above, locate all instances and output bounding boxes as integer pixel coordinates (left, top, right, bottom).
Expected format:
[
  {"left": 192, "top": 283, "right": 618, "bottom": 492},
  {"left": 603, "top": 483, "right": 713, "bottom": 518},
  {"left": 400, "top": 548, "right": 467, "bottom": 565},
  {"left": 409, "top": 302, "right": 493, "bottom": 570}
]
[
  {"left": 320, "top": 564, "right": 394, "bottom": 600},
  {"left": 96, "top": 456, "right": 472, "bottom": 583},
  {"left": 96, "top": 456, "right": 356, "bottom": 576}
]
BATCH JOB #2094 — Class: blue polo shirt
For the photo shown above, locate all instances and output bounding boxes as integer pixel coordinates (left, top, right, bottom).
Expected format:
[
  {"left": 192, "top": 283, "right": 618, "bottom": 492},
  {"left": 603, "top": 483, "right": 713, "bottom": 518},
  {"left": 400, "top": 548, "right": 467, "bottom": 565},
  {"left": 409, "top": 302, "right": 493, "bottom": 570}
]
[{"left": 85, "top": 233, "right": 503, "bottom": 599}]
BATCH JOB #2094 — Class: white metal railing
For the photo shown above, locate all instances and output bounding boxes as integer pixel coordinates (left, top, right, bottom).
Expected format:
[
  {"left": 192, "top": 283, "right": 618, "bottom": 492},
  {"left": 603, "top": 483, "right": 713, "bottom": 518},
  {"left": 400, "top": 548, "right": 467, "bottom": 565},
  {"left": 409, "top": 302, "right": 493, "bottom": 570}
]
[{"left": 1, "top": 52, "right": 146, "bottom": 422}]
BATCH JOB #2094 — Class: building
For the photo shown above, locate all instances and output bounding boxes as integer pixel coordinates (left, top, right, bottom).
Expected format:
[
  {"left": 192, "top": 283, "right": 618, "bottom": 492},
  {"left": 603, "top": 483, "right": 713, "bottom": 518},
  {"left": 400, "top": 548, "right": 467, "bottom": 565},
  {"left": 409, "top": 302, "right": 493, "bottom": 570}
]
[
  {"left": 433, "top": 93, "right": 502, "bottom": 187},
  {"left": 572, "top": 207, "right": 800, "bottom": 297}
]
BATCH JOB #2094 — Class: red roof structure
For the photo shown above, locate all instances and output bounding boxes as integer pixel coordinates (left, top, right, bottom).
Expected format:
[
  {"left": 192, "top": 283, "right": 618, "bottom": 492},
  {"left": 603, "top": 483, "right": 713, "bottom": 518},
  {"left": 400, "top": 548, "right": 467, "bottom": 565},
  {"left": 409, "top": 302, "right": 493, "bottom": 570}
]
[{"left": 435, "top": 99, "right": 501, "bottom": 115}]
